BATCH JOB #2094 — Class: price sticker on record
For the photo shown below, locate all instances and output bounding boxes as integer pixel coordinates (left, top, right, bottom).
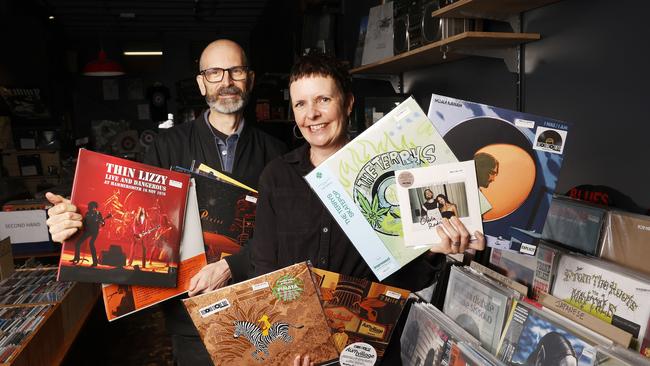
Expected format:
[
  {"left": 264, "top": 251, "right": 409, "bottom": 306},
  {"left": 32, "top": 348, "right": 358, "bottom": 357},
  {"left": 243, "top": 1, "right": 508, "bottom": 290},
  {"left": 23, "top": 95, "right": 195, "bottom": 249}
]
[{"left": 339, "top": 342, "right": 377, "bottom": 366}]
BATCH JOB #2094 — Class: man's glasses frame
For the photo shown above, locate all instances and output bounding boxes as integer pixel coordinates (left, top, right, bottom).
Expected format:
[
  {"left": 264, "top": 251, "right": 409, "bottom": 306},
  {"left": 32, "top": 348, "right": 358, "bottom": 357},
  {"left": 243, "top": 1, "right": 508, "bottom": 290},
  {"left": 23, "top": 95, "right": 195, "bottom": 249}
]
[{"left": 199, "top": 66, "right": 249, "bottom": 83}]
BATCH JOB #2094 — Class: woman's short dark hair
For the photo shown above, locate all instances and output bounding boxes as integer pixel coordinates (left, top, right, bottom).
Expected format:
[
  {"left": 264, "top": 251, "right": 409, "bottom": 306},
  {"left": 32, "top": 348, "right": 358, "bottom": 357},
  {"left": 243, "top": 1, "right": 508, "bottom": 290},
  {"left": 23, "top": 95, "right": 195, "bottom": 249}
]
[{"left": 289, "top": 54, "right": 352, "bottom": 98}]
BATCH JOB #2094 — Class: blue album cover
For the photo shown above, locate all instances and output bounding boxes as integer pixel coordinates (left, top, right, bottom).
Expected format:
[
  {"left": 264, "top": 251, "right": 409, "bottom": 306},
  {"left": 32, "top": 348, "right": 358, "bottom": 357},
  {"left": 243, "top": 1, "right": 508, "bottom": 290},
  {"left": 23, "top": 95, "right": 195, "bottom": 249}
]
[
  {"left": 498, "top": 301, "right": 596, "bottom": 366},
  {"left": 427, "top": 94, "right": 570, "bottom": 254}
]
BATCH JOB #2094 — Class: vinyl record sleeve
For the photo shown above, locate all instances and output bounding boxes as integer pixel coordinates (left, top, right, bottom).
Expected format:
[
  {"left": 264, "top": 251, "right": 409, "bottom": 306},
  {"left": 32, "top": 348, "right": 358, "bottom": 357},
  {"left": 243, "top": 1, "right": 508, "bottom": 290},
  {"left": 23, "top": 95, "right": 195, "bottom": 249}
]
[
  {"left": 305, "top": 97, "right": 459, "bottom": 280},
  {"left": 542, "top": 196, "right": 607, "bottom": 255},
  {"left": 396, "top": 160, "right": 482, "bottom": 247},
  {"left": 489, "top": 241, "right": 564, "bottom": 300},
  {"left": 551, "top": 254, "right": 650, "bottom": 355},
  {"left": 594, "top": 344, "right": 650, "bottom": 365},
  {"left": 453, "top": 341, "right": 506, "bottom": 366},
  {"left": 428, "top": 94, "right": 570, "bottom": 255},
  {"left": 182, "top": 262, "right": 338, "bottom": 365},
  {"left": 58, "top": 149, "right": 189, "bottom": 287},
  {"left": 101, "top": 179, "right": 207, "bottom": 321},
  {"left": 361, "top": 2, "right": 394, "bottom": 65},
  {"left": 310, "top": 267, "right": 410, "bottom": 360},
  {"left": 401, "top": 302, "right": 463, "bottom": 366},
  {"left": 599, "top": 210, "right": 650, "bottom": 277},
  {"left": 497, "top": 300, "right": 597, "bottom": 366},
  {"left": 443, "top": 266, "right": 511, "bottom": 353},
  {"left": 175, "top": 167, "right": 258, "bottom": 264}
]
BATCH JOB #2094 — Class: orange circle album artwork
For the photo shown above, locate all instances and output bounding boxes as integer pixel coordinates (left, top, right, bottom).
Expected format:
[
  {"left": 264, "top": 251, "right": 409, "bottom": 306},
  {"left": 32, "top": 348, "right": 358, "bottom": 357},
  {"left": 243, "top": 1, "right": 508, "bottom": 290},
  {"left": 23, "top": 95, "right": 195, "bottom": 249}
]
[{"left": 476, "top": 144, "right": 536, "bottom": 221}]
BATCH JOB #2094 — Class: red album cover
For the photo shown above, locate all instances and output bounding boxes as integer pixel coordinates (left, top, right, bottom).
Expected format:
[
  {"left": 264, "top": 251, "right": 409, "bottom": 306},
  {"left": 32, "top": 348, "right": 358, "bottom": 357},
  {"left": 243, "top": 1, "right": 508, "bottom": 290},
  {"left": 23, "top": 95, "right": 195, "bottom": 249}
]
[{"left": 57, "top": 149, "right": 190, "bottom": 287}]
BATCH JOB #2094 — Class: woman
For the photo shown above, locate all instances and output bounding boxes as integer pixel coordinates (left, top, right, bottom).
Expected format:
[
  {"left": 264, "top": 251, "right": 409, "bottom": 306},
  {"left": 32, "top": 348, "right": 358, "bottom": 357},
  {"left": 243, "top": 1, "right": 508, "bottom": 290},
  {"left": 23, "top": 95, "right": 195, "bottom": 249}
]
[
  {"left": 257, "top": 54, "right": 485, "bottom": 366},
  {"left": 436, "top": 194, "right": 458, "bottom": 219},
  {"left": 250, "top": 54, "right": 484, "bottom": 284}
]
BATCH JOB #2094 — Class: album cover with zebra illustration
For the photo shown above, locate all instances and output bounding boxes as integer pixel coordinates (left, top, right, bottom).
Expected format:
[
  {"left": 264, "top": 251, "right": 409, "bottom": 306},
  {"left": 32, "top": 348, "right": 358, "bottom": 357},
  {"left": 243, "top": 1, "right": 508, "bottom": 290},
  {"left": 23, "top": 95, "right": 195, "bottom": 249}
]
[
  {"left": 58, "top": 149, "right": 190, "bottom": 287},
  {"left": 182, "top": 262, "right": 338, "bottom": 365}
]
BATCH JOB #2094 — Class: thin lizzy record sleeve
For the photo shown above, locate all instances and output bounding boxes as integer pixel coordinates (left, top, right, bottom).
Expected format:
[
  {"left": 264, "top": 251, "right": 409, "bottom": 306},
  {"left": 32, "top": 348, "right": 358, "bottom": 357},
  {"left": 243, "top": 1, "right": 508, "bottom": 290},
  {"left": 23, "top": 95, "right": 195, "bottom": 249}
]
[{"left": 182, "top": 262, "right": 338, "bottom": 365}]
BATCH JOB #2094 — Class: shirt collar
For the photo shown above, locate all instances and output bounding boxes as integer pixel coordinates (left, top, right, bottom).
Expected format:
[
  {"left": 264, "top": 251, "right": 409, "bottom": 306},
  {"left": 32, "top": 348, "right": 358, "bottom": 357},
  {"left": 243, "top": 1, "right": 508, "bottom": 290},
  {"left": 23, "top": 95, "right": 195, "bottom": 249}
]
[
  {"left": 284, "top": 143, "right": 313, "bottom": 175},
  {"left": 203, "top": 109, "right": 245, "bottom": 140}
]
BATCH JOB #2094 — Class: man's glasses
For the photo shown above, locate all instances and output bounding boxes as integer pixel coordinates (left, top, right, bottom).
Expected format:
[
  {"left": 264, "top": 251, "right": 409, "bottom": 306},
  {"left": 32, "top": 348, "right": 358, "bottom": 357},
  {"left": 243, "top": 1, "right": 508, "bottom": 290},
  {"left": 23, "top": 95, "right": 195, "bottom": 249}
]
[{"left": 199, "top": 66, "right": 249, "bottom": 83}]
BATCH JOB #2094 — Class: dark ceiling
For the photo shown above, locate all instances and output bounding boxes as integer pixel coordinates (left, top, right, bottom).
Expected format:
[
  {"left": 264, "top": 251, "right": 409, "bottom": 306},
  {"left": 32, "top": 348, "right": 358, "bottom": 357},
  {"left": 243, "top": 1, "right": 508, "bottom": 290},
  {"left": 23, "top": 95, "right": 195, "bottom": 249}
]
[{"left": 41, "top": 0, "right": 271, "bottom": 36}]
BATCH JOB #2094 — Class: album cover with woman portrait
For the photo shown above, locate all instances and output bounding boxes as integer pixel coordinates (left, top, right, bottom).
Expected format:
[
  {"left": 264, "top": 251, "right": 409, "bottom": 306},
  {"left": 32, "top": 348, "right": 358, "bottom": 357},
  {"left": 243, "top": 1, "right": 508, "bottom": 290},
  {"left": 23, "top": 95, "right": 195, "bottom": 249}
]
[
  {"left": 497, "top": 300, "right": 597, "bottom": 366},
  {"left": 427, "top": 94, "right": 570, "bottom": 255},
  {"left": 57, "top": 149, "right": 190, "bottom": 287},
  {"left": 395, "top": 160, "right": 483, "bottom": 247}
]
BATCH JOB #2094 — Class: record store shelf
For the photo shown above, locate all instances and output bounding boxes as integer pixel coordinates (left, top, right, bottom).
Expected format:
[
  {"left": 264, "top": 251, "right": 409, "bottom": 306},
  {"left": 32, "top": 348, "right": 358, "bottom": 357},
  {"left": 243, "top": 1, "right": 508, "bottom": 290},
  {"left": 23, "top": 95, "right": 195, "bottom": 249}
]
[
  {"left": 350, "top": 31, "right": 540, "bottom": 75},
  {"left": 431, "top": 0, "right": 562, "bottom": 20}
]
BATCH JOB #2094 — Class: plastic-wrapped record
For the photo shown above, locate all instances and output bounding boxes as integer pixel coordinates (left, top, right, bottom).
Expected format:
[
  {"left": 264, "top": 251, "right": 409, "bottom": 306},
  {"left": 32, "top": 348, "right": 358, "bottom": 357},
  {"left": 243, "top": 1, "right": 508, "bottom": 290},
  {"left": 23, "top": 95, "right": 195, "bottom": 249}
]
[{"left": 422, "top": 1, "right": 442, "bottom": 43}]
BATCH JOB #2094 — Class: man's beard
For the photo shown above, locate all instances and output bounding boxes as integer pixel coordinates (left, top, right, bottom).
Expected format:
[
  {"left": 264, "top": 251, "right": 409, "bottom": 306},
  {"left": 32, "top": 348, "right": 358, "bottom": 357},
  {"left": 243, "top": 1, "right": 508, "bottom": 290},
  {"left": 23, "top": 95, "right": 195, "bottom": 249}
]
[{"left": 205, "top": 85, "right": 249, "bottom": 114}]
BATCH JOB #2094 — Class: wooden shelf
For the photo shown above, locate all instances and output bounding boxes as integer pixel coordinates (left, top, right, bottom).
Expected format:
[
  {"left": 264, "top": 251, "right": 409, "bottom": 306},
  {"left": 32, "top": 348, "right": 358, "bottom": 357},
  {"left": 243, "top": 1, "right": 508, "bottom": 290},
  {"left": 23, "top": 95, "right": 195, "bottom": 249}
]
[
  {"left": 431, "top": 0, "right": 562, "bottom": 20},
  {"left": 350, "top": 31, "right": 540, "bottom": 74},
  {"left": 13, "top": 250, "right": 61, "bottom": 259}
]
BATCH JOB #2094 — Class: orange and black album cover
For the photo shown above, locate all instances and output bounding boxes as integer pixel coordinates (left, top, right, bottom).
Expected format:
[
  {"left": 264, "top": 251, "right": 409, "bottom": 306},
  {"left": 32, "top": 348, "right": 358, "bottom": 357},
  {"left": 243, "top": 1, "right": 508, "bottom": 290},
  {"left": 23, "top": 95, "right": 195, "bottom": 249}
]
[
  {"left": 182, "top": 262, "right": 339, "bottom": 365},
  {"left": 311, "top": 267, "right": 411, "bottom": 360},
  {"left": 174, "top": 167, "right": 258, "bottom": 264},
  {"left": 57, "top": 149, "right": 190, "bottom": 287}
]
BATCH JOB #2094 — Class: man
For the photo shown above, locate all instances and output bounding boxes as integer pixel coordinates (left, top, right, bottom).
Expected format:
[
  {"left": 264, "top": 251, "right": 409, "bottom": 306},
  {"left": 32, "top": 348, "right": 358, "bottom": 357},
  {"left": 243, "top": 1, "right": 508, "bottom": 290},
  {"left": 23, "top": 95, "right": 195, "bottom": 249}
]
[
  {"left": 70, "top": 201, "right": 104, "bottom": 266},
  {"left": 474, "top": 152, "right": 499, "bottom": 189},
  {"left": 46, "top": 39, "right": 287, "bottom": 365}
]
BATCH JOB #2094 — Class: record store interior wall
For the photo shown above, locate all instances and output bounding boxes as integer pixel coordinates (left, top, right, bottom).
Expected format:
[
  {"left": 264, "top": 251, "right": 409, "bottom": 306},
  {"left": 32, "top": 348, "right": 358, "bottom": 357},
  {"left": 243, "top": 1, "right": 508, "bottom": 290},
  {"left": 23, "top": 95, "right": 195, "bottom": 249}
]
[{"left": 404, "top": 0, "right": 650, "bottom": 210}]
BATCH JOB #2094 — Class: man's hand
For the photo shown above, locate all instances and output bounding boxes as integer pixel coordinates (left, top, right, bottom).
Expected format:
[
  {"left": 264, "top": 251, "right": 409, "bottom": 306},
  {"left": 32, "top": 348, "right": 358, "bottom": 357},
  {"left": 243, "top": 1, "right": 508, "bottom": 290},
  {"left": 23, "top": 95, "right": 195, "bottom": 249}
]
[
  {"left": 45, "top": 192, "right": 83, "bottom": 243},
  {"left": 188, "top": 259, "right": 232, "bottom": 296},
  {"left": 430, "top": 216, "right": 486, "bottom": 255}
]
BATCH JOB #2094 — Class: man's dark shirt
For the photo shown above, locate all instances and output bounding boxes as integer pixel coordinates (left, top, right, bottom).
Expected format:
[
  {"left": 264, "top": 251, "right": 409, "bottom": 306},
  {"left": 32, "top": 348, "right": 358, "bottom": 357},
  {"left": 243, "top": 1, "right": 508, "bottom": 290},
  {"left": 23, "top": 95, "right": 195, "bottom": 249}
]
[
  {"left": 250, "top": 143, "right": 443, "bottom": 292},
  {"left": 144, "top": 111, "right": 287, "bottom": 280},
  {"left": 142, "top": 111, "right": 286, "bottom": 359},
  {"left": 144, "top": 110, "right": 286, "bottom": 193}
]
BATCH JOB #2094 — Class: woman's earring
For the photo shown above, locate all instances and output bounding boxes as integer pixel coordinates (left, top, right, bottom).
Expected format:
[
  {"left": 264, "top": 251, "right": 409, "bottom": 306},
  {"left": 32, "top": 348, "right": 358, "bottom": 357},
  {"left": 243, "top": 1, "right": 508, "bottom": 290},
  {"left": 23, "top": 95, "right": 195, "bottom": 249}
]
[{"left": 293, "top": 125, "right": 304, "bottom": 139}]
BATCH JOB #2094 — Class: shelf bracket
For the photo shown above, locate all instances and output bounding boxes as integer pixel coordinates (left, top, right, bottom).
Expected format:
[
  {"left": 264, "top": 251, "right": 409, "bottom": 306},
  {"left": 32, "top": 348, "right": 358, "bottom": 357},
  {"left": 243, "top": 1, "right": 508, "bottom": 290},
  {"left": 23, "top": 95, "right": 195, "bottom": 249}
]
[
  {"left": 352, "top": 74, "right": 402, "bottom": 94},
  {"left": 453, "top": 45, "right": 521, "bottom": 73}
]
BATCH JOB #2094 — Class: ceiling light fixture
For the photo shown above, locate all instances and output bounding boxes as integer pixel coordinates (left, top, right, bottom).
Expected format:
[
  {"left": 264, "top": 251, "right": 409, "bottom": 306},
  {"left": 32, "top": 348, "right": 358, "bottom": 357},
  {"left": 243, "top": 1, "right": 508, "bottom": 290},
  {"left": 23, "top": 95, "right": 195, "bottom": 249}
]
[
  {"left": 82, "top": 50, "right": 125, "bottom": 76},
  {"left": 48, "top": 15, "right": 55, "bottom": 20},
  {"left": 123, "top": 51, "right": 163, "bottom": 56}
]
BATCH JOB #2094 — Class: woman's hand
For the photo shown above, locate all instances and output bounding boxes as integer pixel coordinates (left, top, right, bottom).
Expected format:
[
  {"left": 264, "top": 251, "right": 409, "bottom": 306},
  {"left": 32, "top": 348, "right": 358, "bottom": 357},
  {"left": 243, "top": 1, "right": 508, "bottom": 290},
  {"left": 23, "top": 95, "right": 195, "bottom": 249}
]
[
  {"left": 430, "top": 216, "right": 485, "bottom": 255},
  {"left": 292, "top": 354, "right": 314, "bottom": 366},
  {"left": 45, "top": 192, "right": 83, "bottom": 242}
]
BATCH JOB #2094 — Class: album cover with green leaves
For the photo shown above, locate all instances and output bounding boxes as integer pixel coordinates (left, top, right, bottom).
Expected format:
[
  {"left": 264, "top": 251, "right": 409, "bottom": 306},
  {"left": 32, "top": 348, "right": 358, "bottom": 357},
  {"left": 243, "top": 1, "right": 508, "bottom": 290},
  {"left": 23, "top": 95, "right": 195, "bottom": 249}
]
[{"left": 305, "top": 97, "right": 459, "bottom": 280}]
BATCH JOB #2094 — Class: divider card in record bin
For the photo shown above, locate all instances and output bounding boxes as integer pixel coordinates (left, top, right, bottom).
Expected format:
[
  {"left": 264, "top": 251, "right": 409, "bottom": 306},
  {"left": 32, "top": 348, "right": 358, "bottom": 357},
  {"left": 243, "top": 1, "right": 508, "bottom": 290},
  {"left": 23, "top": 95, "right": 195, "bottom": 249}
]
[{"left": 427, "top": 94, "right": 570, "bottom": 255}]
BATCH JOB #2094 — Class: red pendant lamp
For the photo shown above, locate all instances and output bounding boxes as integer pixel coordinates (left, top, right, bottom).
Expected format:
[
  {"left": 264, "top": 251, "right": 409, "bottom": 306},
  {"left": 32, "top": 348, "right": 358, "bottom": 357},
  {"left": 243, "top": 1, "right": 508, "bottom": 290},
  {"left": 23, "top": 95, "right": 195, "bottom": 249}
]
[{"left": 82, "top": 49, "right": 125, "bottom": 76}]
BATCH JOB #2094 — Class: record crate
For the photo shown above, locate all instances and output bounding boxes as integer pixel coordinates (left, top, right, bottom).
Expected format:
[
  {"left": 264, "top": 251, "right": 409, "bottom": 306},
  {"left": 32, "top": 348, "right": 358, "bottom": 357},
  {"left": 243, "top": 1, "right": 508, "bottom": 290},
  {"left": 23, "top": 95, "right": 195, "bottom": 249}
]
[{"left": 0, "top": 267, "right": 100, "bottom": 365}]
